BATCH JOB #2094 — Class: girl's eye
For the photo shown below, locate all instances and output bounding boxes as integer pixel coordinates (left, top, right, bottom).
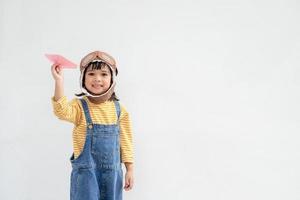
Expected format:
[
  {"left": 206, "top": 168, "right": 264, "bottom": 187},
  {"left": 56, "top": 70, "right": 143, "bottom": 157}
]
[
  {"left": 102, "top": 73, "right": 108, "bottom": 76},
  {"left": 88, "top": 73, "right": 94, "bottom": 76}
]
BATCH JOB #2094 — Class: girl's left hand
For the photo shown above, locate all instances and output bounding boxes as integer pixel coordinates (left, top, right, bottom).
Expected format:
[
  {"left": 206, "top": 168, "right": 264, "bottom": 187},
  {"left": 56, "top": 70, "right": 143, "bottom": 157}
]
[{"left": 124, "top": 171, "right": 134, "bottom": 191}]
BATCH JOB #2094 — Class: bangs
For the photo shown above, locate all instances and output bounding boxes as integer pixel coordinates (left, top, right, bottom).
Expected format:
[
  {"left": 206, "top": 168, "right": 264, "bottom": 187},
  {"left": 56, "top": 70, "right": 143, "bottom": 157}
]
[{"left": 88, "top": 61, "right": 110, "bottom": 71}]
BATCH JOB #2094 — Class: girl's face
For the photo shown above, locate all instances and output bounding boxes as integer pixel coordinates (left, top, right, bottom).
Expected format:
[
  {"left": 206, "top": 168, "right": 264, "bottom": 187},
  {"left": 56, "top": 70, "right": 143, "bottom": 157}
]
[{"left": 84, "top": 64, "right": 112, "bottom": 95}]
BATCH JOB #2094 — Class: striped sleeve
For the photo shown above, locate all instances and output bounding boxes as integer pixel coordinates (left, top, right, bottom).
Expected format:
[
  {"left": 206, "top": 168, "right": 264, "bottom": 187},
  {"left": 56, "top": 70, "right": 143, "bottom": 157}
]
[
  {"left": 119, "top": 104, "right": 134, "bottom": 163},
  {"left": 51, "top": 96, "right": 82, "bottom": 125}
]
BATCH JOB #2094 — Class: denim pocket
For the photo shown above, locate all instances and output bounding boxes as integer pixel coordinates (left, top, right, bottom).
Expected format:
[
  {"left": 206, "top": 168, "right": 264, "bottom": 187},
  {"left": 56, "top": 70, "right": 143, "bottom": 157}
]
[{"left": 92, "top": 134, "right": 119, "bottom": 165}]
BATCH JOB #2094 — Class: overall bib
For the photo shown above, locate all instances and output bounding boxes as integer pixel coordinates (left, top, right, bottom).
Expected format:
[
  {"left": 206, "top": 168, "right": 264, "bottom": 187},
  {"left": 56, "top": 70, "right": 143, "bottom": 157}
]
[{"left": 69, "top": 99, "right": 123, "bottom": 200}]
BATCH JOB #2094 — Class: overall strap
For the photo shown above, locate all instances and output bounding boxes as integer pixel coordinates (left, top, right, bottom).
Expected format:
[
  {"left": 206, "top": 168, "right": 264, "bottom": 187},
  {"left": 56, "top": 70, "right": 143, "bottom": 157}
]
[
  {"left": 114, "top": 101, "right": 121, "bottom": 123},
  {"left": 80, "top": 98, "right": 93, "bottom": 125}
]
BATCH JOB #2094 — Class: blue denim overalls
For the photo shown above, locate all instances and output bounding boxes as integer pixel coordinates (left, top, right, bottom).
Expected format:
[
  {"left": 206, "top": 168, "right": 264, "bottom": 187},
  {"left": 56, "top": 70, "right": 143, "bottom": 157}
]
[{"left": 69, "top": 98, "right": 123, "bottom": 200}]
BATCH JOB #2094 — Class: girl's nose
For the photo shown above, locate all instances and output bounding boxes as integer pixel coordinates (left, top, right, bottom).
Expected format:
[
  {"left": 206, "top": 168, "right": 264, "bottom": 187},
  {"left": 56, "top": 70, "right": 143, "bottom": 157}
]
[{"left": 95, "top": 75, "right": 102, "bottom": 82}]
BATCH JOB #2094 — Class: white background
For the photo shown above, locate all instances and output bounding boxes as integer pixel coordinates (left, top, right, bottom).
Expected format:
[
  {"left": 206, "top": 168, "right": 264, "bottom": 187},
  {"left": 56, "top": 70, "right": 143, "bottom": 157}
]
[{"left": 0, "top": 0, "right": 300, "bottom": 199}]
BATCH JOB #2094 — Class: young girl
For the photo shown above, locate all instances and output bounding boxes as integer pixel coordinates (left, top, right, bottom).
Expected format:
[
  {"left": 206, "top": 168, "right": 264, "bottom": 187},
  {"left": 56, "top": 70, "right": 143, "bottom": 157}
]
[{"left": 51, "top": 51, "right": 134, "bottom": 200}]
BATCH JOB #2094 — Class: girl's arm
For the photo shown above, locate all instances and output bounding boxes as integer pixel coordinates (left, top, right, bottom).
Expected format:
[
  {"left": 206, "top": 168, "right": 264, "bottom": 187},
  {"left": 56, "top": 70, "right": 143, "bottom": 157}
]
[
  {"left": 51, "top": 64, "right": 81, "bottom": 125},
  {"left": 124, "top": 162, "right": 133, "bottom": 172},
  {"left": 54, "top": 80, "right": 64, "bottom": 101},
  {"left": 120, "top": 106, "right": 134, "bottom": 190},
  {"left": 51, "top": 64, "right": 64, "bottom": 101},
  {"left": 119, "top": 106, "right": 134, "bottom": 163}
]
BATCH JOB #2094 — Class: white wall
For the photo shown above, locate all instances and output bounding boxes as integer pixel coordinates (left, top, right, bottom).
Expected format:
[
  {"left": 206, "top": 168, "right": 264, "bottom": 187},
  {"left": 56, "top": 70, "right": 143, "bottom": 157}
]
[{"left": 1, "top": 0, "right": 300, "bottom": 199}]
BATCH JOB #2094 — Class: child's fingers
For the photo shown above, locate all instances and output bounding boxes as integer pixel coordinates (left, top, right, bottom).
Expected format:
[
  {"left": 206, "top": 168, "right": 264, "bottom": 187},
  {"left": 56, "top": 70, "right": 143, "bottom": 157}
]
[
  {"left": 124, "top": 179, "right": 129, "bottom": 189},
  {"left": 51, "top": 63, "right": 63, "bottom": 81},
  {"left": 53, "top": 64, "right": 61, "bottom": 73},
  {"left": 124, "top": 177, "right": 133, "bottom": 191},
  {"left": 129, "top": 177, "right": 134, "bottom": 189},
  {"left": 51, "top": 63, "right": 58, "bottom": 69},
  {"left": 128, "top": 178, "right": 133, "bottom": 190},
  {"left": 51, "top": 63, "right": 60, "bottom": 71}
]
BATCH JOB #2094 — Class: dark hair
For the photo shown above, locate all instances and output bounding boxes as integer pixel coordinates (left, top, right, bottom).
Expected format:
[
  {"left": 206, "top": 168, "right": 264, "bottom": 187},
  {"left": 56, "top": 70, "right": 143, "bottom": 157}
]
[{"left": 75, "top": 61, "right": 119, "bottom": 101}]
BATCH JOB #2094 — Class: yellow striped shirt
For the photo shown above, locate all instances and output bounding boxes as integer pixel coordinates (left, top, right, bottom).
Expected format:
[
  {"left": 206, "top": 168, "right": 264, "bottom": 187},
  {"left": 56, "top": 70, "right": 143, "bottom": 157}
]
[{"left": 51, "top": 95, "right": 134, "bottom": 163}]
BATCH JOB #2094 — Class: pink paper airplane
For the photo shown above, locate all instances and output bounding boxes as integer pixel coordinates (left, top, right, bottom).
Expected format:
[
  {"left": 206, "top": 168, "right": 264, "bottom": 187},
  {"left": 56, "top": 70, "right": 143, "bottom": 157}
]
[{"left": 45, "top": 54, "right": 77, "bottom": 68}]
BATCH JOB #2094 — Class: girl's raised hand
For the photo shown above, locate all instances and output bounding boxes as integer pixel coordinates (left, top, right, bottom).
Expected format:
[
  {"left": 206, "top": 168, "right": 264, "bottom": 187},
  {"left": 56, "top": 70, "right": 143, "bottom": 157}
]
[{"left": 51, "top": 63, "right": 64, "bottom": 82}]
